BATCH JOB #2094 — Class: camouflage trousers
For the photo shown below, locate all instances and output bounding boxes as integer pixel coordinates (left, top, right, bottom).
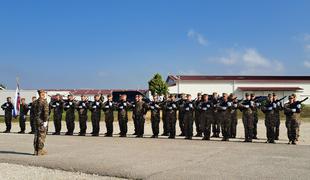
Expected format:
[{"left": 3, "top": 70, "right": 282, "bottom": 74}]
[
  {"left": 242, "top": 111, "right": 254, "bottom": 141},
  {"left": 162, "top": 111, "right": 169, "bottom": 135},
  {"left": 286, "top": 116, "right": 300, "bottom": 142},
  {"left": 178, "top": 112, "right": 185, "bottom": 135},
  {"left": 199, "top": 111, "right": 213, "bottom": 139},
  {"left": 219, "top": 111, "right": 231, "bottom": 140},
  {"left": 151, "top": 113, "right": 160, "bottom": 136},
  {"left": 53, "top": 113, "right": 62, "bottom": 133},
  {"left": 184, "top": 112, "right": 194, "bottom": 138},
  {"left": 4, "top": 114, "right": 12, "bottom": 131},
  {"left": 34, "top": 125, "right": 47, "bottom": 151},
  {"left": 167, "top": 111, "right": 177, "bottom": 138},
  {"left": 194, "top": 111, "right": 202, "bottom": 135},
  {"left": 212, "top": 112, "right": 221, "bottom": 136},
  {"left": 118, "top": 111, "right": 128, "bottom": 136},
  {"left": 105, "top": 112, "right": 114, "bottom": 136},
  {"left": 78, "top": 114, "right": 88, "bottom": 134},
  {"left": 275, "top": 112, "right": 281, "bottom": 139},
  {"left": 265, "top": 113, "right": 276, "bottom": 142},
  {"left": 253, "top": 111, "right": 258, "bottom": 138},
  {"left": 30, "top": 115, "right": 36, "bottom": 133},
  {"left": 19, "top": 114, "right": 26, "bottom": 132},
  {"left": 230, "top": 112, "right": 238, "bottom": 138}
]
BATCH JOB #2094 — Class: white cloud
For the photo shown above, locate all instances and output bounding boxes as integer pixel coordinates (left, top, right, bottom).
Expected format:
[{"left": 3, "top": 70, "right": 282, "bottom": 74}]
[
  {"left": 187, "top": 29, "right": 207, "bottom": 46},
  {"left": 304, "top": 33, "right": 310, "bottom": 41},
  {"left": 305, "top": 44, "right": 310, "bottom": 51},
  {"left": 213, "top": 48, "right": 284, "bottom": 75},
  {"left": 304, "top": 61, "right": 310, "bottom": 68}
]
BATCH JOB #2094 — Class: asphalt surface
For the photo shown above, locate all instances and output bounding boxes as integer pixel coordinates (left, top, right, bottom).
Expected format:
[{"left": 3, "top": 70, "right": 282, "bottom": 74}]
[{"left": 0, "top": 120, "right": 310, "bottom": 180}]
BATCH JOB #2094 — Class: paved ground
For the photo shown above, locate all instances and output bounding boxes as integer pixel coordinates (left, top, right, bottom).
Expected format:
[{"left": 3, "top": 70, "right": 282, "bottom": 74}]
[
  {"left": 0, "top": 120, "right": 310, "bottom": 180},
  {"left": 0, "top": 163, "right": 124, "bottom": 180}
]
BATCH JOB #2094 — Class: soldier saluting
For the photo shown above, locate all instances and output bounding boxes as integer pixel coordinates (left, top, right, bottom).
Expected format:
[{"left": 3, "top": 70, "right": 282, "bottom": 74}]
[
  {"left": 217, "top": 93, "right": 232, "bottom": 141},
  {"left": 239, "top": 93, "right": 255, "bottom": 142},
  {"left": 1, "top": 97, "right": 14, "bottom": 133},
  {"left": 102, "top": 94, "right": 115, "bottom": 137},
  {"left": 90, "top": 94, "right": 102, "bottom": 136},
  {"left": 76, "top": 95, "right": 89, "bottom": 136},
  {"left": 165, "top": 95, "right": 178, "bottom": 139},
  {"left": 49, "top": 94, "right": 63, "bottom": 135},
  {"left": 117, "top": 94, "right": 130, "bottom": 137},
  {"left": 132, "top": 95, "right": 148, "bottom": 138},
  {"left": 261, "top": 94, "right": 277, "bottom": 144},
  {"left": 33, "top": 90, "right": 49, "bottom": 156},
  {"left": 198, "top": 94, "right": 213, "bottom": 140},
  {"left": 149, "top": 94, "right": 161, "bottom": 138},
  {"left": 64, "top": 95, "right": 76, "bottom": 136},
  {"left": 183, "top": 94, "right": 195, "bottom": 140}
]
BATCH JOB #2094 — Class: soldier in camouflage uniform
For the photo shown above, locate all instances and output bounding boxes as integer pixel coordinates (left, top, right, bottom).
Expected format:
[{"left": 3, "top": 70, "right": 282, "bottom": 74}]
[
  {"left": 90, "top": 94, "right": 102, "bottom": 136},
  {"left": 102, "top": 94, "right": 115, "bottom": 137},
  {"left": 1, "top": 97, "right": 14, "bottom": 133},
  {"left": 161, "top": 95, "right": 169, "bottom": 136},
  {"left": 194, "top": 93, "right": 202, "bottom": 137},
  {"left": 28, "top": 96, "right": 37, "bottom": 134},
  {"left": 251, "top": 93, "right": 259, "bottom": 139},
  {"left": 261, "top": 94, "right": 277, "bottom": 143},
  {"left": 183, "top": 94, "right": 195, "bottom": 140},
  {"left": 165, "top": 95, "right": 178, "bottom": 139},
  {"left": 18, "top": 98, "right": 29, "bottom": 134},
  {"left": 273, "top": 93, "right": 283, "bottom": 140},
  {"left": 198, "top": 94, "right": 213, "bottom": 140},
  {"left": 33, "top": 90, "right": 49, "bottom": 156},
  {"left": 217, "top": 93, "right": 232, "bottom": 141},
  {"left": 211, "top": 92, "right": 220, "bottom": 138},
  {"left": 149, "top": 95, "right": 161, "bottom": 138},
  {"left": 132, "top": 95, "right": 148, "bottom": 138},
  {"left": 284, "top": 96, "right": 302, "bottom": 145},
  {"left": 229, "top": 94, "right": 238, "bottom": 139},
  {"left": 177, "top": 94, "right": 186, "bottom": 136},
  {"left": 64, "top": 95, "right": 76, "bottom": 136},
  {"left": 117, "top": 94, "right": 130, "bottom": 137},
  {"left": 239, "top": 93, "right": 255, "bottom": 142},
  {"left": 291, "top": 94, "right": 301, "bottom": 141},
  {"left": 49, "top": 94, "right": 63, "bottom": 135},
  {"left": 76, "top": 95, "right": 89, "bottom": 136}
]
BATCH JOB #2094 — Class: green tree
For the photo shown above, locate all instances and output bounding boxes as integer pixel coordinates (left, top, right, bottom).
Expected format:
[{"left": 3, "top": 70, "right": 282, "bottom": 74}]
[{"left": 148, "top": 73, "right": 168, "bottom": 96}]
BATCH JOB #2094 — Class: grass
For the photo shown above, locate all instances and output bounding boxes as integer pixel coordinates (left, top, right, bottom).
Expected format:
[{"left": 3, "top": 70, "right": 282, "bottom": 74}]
[{"left": 1, "top": 106, "right": 310, "bottom": 123}]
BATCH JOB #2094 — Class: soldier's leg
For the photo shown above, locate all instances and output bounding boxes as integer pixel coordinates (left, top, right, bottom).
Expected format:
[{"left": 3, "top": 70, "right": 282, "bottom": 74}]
[
  {"left": 253, "top": 114, "right": 258, "bottom": 139},
  {"left": 136, "top": 115, "right": 142, "bottom": 136},
  {"left": 216, "top": 116, "right": 221, "bottom": 137},
  {"left": 151, "top": 116, "right": 156, "bottom": 136},
  {"left": 206, "top": 115, "right": 212, "bottom": 139},
  {"left": 242, "top": 116, "right": 248, "bottom": 141},
  {"left": 226, "top": 116, "right": 231, "bottom": 140},
  {"left": 189, "top": 115, "right": 193, "bottom": 138},
  {"left": 248, "top": 115, "right": 254, "bottom": 142},
  {"left": 200, "top": 113, "right": 206, "bottom": 139},
  {"left": 275, "top": 115, "right": 280, "bottom": 140},
  {"left": 154, "top": 116, "right": 160, "bottom": 136},
  {"left": 19, "top": 116, "right": 26, "bottom": 132},
  {"left": 178, "top": 114, "right": 184, "bottom": 136},
  {"left": 195, "top": 113, "right": 201, "bottom": 136},
  {"left": 56, "top": 115, "right": 62, "bottom": 133},
  {"left": 184, "top": 114, "right": 189, "bottom": 138},
  {"left": 171, "top": 118, "right": 176, "bottom": 138}
]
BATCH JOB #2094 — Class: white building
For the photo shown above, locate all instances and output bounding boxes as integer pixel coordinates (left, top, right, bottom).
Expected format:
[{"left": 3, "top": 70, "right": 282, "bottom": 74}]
[{"left": 166, "top": 75, "right": 310, "bottom": 104}]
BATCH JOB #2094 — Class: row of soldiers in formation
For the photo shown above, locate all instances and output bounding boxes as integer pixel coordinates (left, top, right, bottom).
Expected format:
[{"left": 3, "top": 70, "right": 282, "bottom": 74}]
[{"left": 1, "top": 92, "right": 306, "bottom": 145}]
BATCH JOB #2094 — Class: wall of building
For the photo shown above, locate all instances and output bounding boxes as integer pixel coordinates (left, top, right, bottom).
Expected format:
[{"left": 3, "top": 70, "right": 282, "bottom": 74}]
[{"left": 168, "top": 80, "right": 310, "bottom": 104}]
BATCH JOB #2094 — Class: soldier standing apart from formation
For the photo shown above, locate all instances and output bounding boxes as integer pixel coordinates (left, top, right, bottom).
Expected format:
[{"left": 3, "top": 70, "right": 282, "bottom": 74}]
[
  {"left": 33, "top": 90, "right": 49, "bottom": 156},
  {"left": 1, "top": 97, "right": 14, "bottom": 133}
]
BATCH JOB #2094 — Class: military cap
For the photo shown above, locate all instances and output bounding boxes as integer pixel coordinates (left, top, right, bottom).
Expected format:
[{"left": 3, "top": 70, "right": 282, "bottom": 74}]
[
  {"left": 197, "top": 92, "right": 202, "bottom": 96},
  {"left": 245, "top": 93, "right": 250, "bottom": 97},
  {"left": 291, "top": 94, "right": 297, "bottom": 98},
  {"left": 272, "top": 93, "right": 276, "bottom": 96},
  {"left": 250, "top": 93, "right": 255, "bottom": 97}
]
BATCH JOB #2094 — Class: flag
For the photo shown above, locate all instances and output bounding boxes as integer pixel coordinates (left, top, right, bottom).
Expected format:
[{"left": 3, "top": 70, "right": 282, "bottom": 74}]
[{"left": 13, "top": 81, "right": 20, "bottom": 117}]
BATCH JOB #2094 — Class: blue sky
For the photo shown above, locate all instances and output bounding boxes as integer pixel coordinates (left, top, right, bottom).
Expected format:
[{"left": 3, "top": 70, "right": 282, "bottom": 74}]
[{"left": 0, "top": 0, "right": 310, "bottom": 89}]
